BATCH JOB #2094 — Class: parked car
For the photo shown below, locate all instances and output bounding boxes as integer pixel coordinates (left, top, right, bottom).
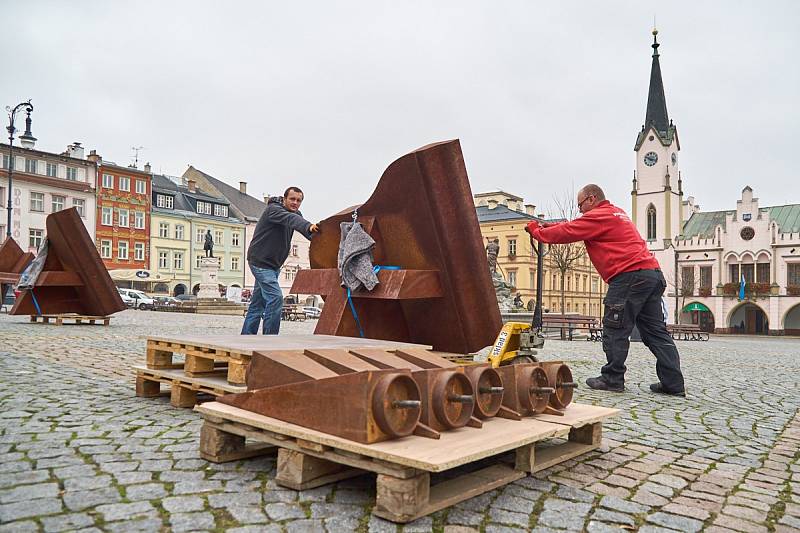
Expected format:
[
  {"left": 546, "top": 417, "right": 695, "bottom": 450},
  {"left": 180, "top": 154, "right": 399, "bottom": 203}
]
[
  {"left": 174, "top": 293, "right": 196, "bottom": 301},
  {"left": 303, "top": 306, "right": 322, "bottom": 319},
  {"left": 118, "top": 289, "right": 136, "bottom": 307},
  {"left": 154, "top": 296, "right": 181, "bottom": 307},
  {"left": 119, "top": 289, "right": 155, "bottom": 310}
]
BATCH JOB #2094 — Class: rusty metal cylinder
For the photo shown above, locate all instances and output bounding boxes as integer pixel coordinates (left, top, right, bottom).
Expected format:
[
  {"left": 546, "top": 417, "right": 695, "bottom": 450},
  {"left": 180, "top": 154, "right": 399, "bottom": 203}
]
[
  {"left": 463, "top": 365, "right": 504, "bottom": 419},
  {"left": 529, "top": 366, "right": 554, "bottom": 414},
  {"left": 371, "top": 373, "right": 422, "bottom": 438},
  {"left": 431, "top": 370, "right": 475, "bottom": 429},
  {"left": 543, "top": 362, "right": 575, "bottom": 410}
]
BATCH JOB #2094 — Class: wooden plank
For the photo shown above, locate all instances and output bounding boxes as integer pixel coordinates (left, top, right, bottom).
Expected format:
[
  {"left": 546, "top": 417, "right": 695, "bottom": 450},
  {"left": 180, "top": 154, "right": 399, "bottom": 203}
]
[
  {"left": 276, "top": 449, "right": 363, "bottom": 490},
  {"left": 533, "top": 403, "right": 619, "bottom": 428},
  {"left": 185, "top": 354, "right": 216, "bottom": 375},
  {"left": 375, "top": 472, "right": 430, "bottom": 522},
  {"left": 146, "top": 334, "right": 431, "bottom": 357},
  {"left": 133, "top": 366, "right": 247, "bottom": 394},
  {"left": 532, "top": 441, "right": 598, "bottom": 472},
  {"left": 194, "top": 402, "right": 610, "bottom": 472}
]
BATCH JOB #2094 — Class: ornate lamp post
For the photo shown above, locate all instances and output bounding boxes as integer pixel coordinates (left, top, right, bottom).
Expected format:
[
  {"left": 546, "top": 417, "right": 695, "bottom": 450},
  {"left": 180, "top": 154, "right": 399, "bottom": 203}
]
[{"left": 5, "top": 100, "right": 35, "bottom": 239}]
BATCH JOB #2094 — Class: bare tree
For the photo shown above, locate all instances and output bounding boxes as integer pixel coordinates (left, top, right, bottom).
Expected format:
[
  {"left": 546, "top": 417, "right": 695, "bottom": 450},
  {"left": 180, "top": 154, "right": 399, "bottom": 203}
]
[
  {"left": 548, "top": 188, "right": 585, "bottom": 318},
  {"left": 665, "top": 266, "right": 700, "bottom": 325}
]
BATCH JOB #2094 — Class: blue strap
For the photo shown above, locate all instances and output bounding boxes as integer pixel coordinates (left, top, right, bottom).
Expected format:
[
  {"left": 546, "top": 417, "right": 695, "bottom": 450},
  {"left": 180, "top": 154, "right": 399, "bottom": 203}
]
[
  {"left": 30, "top": 289, "right": 42, "bottom": 316},
  {"left": 346, "top": 265, "right": 401, "bottom": 338}
]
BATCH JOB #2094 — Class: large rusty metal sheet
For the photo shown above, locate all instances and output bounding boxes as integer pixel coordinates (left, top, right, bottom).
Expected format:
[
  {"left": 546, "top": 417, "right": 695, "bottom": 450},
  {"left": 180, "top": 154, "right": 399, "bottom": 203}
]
[
  {"left": 11, "top": 208, "right": 126, "bottom": 316},
  {"left": 0, "top": 237, "right": 34, "bottom": 285},
  {"left": 291, "top": 140, "right": 501, "bottom": 354}
]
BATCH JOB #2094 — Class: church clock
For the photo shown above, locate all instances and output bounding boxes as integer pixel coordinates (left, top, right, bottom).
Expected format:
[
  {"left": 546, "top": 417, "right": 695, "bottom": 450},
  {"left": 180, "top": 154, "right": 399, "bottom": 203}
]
[{"left": 644, "top": 152, "right": 658, "bottom": 166}]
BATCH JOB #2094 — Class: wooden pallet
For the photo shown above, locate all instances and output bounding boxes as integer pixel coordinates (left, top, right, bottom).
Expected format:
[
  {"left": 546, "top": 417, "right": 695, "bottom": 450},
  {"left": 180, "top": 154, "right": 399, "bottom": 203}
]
[
  {"left": 195, "top": 401, "right": 618, "bottom": 523},
  {"left": 29, "top": 314, "right": 111, "bottom": 326},
  {"left": 134, "top": 365, "right": 246, "bottom": 408},
  {"left": 145, "top": 334, "right": 431, "bottom": 385}
]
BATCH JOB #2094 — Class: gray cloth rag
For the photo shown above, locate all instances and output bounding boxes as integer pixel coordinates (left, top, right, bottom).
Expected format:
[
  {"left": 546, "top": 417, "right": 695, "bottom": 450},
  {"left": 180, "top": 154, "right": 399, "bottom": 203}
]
[{"left": 338, "top": 221, "right": 379, "bottom": 292}]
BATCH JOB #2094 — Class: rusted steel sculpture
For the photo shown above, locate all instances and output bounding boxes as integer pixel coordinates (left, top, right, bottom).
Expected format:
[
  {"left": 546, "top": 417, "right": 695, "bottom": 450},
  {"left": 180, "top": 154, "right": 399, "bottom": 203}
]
[
  {"left": 219, "top": 369, "right": 424, "bottom": 444},
  {"left": 495, "top": 364, "right": 555, "bottom": 417},
  {"left": 290, "top": 140, "right": 502, "bottom": 354},
  {"left": 541, "top": 361, "right": 577, "bottom": 412},
  {"left": 245, "top": 350, "right": 339, "bottom": 390},
  {"left": 411, "top": 367, "right": 477, "bottom": 433},
  {"left": 462, "top": 364, "right": 507, "bottom": 420},
  {"left": 0, "top": 237, "right": 34, "bottom": 290},
  {"left": 11, "top": 208, "right": 126, "bottom": 316}
]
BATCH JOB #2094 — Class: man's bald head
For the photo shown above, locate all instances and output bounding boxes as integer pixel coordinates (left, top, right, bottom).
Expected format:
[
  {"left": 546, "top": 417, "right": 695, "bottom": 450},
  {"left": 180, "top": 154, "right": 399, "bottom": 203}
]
[{"left": 579, "top": 184, "right": 605, "bottom": 202}]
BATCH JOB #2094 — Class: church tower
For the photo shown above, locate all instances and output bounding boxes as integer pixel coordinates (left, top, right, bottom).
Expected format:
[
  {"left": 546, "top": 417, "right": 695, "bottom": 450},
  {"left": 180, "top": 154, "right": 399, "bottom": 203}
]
[{"left": 631, "top": 29, "right": 683, "bottom": 253}]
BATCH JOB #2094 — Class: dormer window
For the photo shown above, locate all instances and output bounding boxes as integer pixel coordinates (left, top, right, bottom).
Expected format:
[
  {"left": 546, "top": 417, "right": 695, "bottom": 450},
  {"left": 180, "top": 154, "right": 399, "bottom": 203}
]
[
  {"left": 196, "top": 201, "right": 212, "bottom": 215},
  {"left": 213, "top": 204, "right": 229, "bottom": 217},
  {"left": 156, "top": 194, "right": 174, "bottom": 209}
]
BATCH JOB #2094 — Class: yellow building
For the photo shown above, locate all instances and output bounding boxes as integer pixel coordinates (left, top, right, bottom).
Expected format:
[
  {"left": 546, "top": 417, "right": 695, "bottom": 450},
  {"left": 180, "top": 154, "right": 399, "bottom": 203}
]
[{"left": 474, "top": 191, "right": 606, "bottom": 316}]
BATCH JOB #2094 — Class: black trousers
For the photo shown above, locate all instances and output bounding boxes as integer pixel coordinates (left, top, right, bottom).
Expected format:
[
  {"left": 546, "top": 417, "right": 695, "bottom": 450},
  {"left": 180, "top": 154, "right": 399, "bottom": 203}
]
[{"left": 601, "top": 269, "right": 685, "bottom": 391}]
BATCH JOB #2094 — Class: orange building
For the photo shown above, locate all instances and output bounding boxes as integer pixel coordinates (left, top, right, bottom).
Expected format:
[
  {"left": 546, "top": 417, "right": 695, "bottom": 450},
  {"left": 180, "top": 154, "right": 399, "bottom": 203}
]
[{"left": 93, "top": 157, "right": 152, "bottom": 270}]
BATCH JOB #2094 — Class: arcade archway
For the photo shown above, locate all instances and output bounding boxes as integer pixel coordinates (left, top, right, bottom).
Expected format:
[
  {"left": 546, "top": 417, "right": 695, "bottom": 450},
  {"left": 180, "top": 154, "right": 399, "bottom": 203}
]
[{"left": 728, "top": 303, "right": 768, "bottom": 334}]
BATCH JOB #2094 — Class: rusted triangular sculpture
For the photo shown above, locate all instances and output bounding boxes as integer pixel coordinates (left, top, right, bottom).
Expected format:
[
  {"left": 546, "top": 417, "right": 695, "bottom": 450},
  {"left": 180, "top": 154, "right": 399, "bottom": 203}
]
[
  {"left": 11, "top": 207, "right": 126, "bottom": 316},
  {"left": 0, "top": 237, "right": 34, "bottom": 292},
  {"left": 290, "top": 140, "right": 502, "bottom": 354}
]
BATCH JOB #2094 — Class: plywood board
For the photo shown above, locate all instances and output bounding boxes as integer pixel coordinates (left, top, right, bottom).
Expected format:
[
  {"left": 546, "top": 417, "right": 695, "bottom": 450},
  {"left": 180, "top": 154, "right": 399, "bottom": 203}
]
[
  {"left": 196, "top": 402, "right": 616, "bottom": 472},
  {"left": 533, "top": 402, "right": 619, "bottom": 427},
  {"left": 148, "top": 334, "right": 431, "bottom": 356}
]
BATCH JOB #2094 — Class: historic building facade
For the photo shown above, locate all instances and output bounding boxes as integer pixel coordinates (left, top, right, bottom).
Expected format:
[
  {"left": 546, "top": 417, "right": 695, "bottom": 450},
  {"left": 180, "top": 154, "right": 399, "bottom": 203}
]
[
  {"left": 474, "top": 191, "right": 607, "bottom": 316},
  {"left": 630, "top": 31, "right": 800, "bottom": 334},
  {"left": 1, "top": 141, "right": 96, "bottom": 250},
  {"left": 93, "top": 158, "right": 152, "bottom": 271}
]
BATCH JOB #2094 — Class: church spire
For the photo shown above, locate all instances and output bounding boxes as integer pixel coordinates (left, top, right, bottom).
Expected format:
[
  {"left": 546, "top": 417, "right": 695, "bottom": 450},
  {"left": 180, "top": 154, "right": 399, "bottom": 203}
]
[{"left": 644, "top": 28, "right": 669, "bottom": 135}]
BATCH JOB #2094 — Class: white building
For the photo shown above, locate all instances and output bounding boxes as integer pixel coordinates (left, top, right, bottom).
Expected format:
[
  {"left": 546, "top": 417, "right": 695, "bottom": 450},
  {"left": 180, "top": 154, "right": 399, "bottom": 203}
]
[
  {"left": 1, "top": 141, "right": 97, "bottom": 251},
  {"left": 631, "top": 31, "right": 800, "bottom": 335}
]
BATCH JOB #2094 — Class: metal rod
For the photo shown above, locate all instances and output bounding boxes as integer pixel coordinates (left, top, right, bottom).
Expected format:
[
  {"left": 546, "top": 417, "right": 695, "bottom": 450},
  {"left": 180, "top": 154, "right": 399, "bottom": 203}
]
[
  {"left": 391, "top": 400, "right": 421, "bottom": 409},
  {"left": 530, "top": 386, "right": 555, "bottom": 394},
  {"left": 447, "top": 394, "right": 474, "bottom": 403},
  {"left": 479, "top": 386, "right": 504, "bottom": 394},
  {"left": 557, "top": 382, "right": 578, "bottom": 389}
]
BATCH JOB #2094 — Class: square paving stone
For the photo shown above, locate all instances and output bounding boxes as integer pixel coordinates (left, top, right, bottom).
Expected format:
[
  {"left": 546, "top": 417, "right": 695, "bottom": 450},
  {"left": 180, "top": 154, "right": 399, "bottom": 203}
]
[
  {"left": 324, "top": 516, "right": 362, "bottom": 532},
  {"left": 161, "top": 495, "right": 206, "bottom": 513},
  {"left": 104, "top": 517, "right": 165, "bottom": 532},
  {"left": 0, "top": 470, "right": 50, "bottom": 489},
  {"left": 123, "top": 483, "right": 167, "bottom": 501},
  {"left": 207, "top": 492, "right": 262, "bottom": 508},
  {"left": 169, "top": 511, "right": 216, "bottom": 532},
  {"left": 0, "top": 482, "right": 59, "bottom": 503},
  {"left": 172, "top": 479, "right": 222, "bottom": 494},
  {"left": 41, "top": 512, "right": 95, "bottom": 532},
  {"left": 228, "top": 505, "right": 269, "bottom": 524},
  {"left": 555, "top": 486, "right": 596, "bottom": 502},
  {"left": 445, "top": 508, "right": 483, "bottom": 526},
  {"left": 536, "top": 509, "right": 587, "bottom": 531},
  {"left": 308, "top": 502, "right": 362, "bottom": 519},
  {"left": 489, "top": 507, "right": 528, "bottom": 526},
  {"left": 63, "top": 487, "right": 122, "bottom": 511},
  {"left": 647, "top": 511, "right": 703, "bottom": 533},
  {"left": 590, "top": 508, "right": 635, "bottom": 525},
  {"left": 265, "top": 502, "right": 306, "bottom": 521},
  {"left": 0, "top": 520, "right": 38, "bottom": 533},
  {"left": 285, "top": 519, "right": 326, "bottom": 533},
  {"left": 64, "top": 475, "right": 113, "bottom": 492},
  {"left": 113, "top": 471, "right": 152, "bottom": 485},
  {"left": 492, "top": 494, "right": 536, "bottom": 513},
  {"left": 0, "top": 497, "right": 63, "bottom": 521},
  {"left": 96, "top": 501, "right": 155, "bottom": 521}
]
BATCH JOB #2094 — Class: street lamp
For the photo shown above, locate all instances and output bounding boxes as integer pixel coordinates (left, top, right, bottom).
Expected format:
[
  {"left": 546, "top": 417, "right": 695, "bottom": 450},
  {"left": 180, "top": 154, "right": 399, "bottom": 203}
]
[{"left": 5, "top": 100, "right": 35, "bottom": 239}]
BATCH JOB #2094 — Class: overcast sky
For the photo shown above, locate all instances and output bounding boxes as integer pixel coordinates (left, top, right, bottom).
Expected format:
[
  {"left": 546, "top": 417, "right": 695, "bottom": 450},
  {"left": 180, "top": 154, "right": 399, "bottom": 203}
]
[{"left": 4, "top": 1, "right": 798, "bottom": 222}]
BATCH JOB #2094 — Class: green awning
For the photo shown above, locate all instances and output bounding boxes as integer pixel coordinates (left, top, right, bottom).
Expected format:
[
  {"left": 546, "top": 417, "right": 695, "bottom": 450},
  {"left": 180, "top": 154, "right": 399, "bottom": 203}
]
[{"left": 683, "top": 302, "right": 710, "bottom": 312}]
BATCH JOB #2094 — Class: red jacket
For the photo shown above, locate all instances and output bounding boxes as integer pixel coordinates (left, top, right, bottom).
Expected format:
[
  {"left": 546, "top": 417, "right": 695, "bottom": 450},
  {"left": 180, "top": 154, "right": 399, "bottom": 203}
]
[{"left": 526, "top": 200, "right": 659, "bottom": 282}]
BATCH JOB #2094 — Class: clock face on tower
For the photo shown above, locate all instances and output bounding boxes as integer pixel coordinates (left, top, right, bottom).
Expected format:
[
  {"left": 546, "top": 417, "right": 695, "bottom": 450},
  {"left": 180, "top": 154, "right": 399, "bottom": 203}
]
[
  {"left": 644, "top": 152, "right": 658, "bottom": 166},
  {"left": 671, "top": 153, "right": 677, "bottom": 166}
]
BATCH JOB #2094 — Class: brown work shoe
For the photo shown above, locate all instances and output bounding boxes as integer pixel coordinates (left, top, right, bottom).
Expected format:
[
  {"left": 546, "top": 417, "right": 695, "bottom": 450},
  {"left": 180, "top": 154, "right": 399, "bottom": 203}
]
[
  {"left": 585, "top": 376, "right": 624, "bottom": 393},
  {"left": 649, "top": 382, "right": 686, "bottom": 397}
]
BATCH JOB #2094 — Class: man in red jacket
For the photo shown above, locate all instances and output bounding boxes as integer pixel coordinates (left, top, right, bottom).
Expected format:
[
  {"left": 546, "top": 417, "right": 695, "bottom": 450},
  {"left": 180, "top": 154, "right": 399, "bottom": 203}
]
[{"left": 525, "top": 184, "right": 685, "bottom": 396}]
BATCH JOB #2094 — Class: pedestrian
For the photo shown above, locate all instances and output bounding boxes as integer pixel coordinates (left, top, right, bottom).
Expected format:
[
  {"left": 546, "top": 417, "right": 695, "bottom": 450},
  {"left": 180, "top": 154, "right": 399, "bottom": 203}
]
[
  {"left": 241, "top": 186, "right": 319, "bottom": 335},
  {"left": 525, "top": 184, "right": 686, "bottom": 396}
]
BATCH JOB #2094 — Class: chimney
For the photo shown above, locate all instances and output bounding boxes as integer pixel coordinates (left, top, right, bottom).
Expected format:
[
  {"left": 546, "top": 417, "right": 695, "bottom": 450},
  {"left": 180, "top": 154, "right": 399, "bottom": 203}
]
[
  {"left": 487, "top": 199, "right": 498, "bottom": 209},
  {"left": 144, "top": 162, "right": 151, "bottom": 173},
  {"left": 524, "top": 204, "right": 536, "bottom": 216},
  {"left": 87, "top": 149, "right": 102, "bottom": 164},
  {"left": 66, "top": 142, "right": 85, "bottom": 160},
  {"left": 239, "top": 181, "right": 247, "bottom": 194},
  {"left": 187, "top": 179, "right": 196, "bottom": 193},
  {"left": 263, "top": 194, "right": 270, "bottom": 204}
]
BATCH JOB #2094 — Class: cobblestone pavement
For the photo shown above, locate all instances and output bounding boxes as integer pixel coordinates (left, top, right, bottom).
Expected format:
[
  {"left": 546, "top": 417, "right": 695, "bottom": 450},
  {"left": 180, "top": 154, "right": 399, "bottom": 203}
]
[{"left": 1, "top": 310, "right": 799, "bottom": 532}]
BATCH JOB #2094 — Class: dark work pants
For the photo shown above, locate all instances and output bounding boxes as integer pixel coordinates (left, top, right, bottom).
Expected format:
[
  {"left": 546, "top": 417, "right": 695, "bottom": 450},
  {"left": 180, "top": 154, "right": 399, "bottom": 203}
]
[{"left": 601, "top": 269, "right": 685, "bottom": 392}]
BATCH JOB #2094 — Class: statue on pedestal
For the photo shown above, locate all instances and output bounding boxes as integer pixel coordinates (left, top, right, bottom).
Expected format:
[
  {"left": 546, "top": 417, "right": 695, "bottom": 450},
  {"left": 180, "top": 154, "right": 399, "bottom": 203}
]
[
  {"left": 486, "top": 238, "right": 499, "bottom": 273},
  {"left": 204, "top": 230, "right": 214, "bottom": 258}
]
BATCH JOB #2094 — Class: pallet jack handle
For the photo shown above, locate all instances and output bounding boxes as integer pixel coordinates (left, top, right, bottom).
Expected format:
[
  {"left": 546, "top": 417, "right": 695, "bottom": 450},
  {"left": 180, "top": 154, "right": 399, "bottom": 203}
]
[{"left": 530, "top": 236, "right": 545, "bottom": 334}]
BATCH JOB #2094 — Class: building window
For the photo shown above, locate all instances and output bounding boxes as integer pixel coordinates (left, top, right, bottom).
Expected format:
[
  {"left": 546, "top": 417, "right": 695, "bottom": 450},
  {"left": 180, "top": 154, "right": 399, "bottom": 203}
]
[
  {"left": 196, "top": 201, "right": 212, "bottom": 215},
  {"left": 134, "top": 242, "right": 145, "bottom": 261},
  {"left": 232, "top": 232, "right": 240, "bottom": 246},
  {"left": 756, "top": 263, "right": 770, "bottom": 284},
  {"left": 118, "top": 241, "right": 129, "bottom": 260},
  {"left": 102, "top": 173, "right": 114, "bottom": 188},
  {"left": 100, "top": 240, "right": 112, "bottom": 259},
  {"left": 173, "top": 252, "right": 183, "bottom": 270},
  {"left": 134, "top": 211, "right": 145, "bottom": 229},
  {"left": 66, "top": 167, "right": 78, "bottom": 181},
  {"left": 508, "top": 239, "right": 517, "bottom": 256},
  {"left": 175, "top": 224, "right": 184, "bottom": 240},
  {"left": 158, "top": 251, "right": 169, "bottom": 269},
  {"left": 101, "top": 207, "right": 113, "bottom": 226},
  {"left": 159, "top": 222, "right": 169, "bottom": 238},
  {"left": 508, "top": 270, "right": 517, "bottom": 287},
  {"left": 119, "top": 176, "right": 130, "bottom": 192},
  {"left": 741, "top": 263, "right": 755, "bottom": 284},
  {"left": 196, "top": 228, "right": 205, "bottom": 243},
  {"left": 135, "top": 180, "right": 146, "bottom": 194},
  {"left": 156, "top": 194, "right": 173, "bottom": 208},
  {"left": 285, "top": 268, "right": 293, "bottom": 281},
  {"left": 681, "top": 266, "right": 694, "bottom": 295},
  {"left": 231, "top": 256, "right": 240, "bottom": 271},
  {"left": 196, "top": 255, "right": 203, "bottom": 268},
  {"left": 1, "top": 155, "right": 9, "bottom": 169},
  {"left": 118, "top": 208, "right": 129, "bottom": 228},
  {"left": 73, "top": 198, "right": 85, "bottom": 217},
  {"left": 30, "top": 192, "right": 44, "bottom": 212},
  {"left": 215, "top": 230, "right": 224, "bottom": 246},
  {"left": 700, "top": 266, "right": 712, "bottom": 289},
  {"left": 29, "top": 229, "right": 43, "bottom": 249},
  {"left": 729, "top": 264, "right": 740, "bottom": 284},
  {"left": 51, "top": 195, "right": 65, "bottom": 212},
  {"left": 25, "top": 158, "right": 38, "bottom": 174},
  {"left": 213, "top": 204, "right": 229, "bottom": 217},
  {"left": 46, "top": 163, "right": 57, "bottom": 177},
  {"left": 788, "top": 264, "right": 800, "bottom": 286},
  {"left": 291, "top": 244, "right": 298, "bottom": 257},
  {"left": 646, "top": 204, "right": 657, "bottom": 241}
]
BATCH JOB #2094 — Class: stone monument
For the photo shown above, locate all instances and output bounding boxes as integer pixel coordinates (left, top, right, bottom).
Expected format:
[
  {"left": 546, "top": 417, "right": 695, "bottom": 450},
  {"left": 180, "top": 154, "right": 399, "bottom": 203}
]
[{"left": 197, "top": 257, "right": 221, "bottom": 299}]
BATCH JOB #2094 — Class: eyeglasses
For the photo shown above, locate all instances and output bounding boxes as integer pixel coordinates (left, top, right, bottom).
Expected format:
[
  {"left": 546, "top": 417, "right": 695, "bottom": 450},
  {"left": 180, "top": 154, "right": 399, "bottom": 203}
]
[{"left": 577, "top": 195, "right": 595, "bottom": 209}]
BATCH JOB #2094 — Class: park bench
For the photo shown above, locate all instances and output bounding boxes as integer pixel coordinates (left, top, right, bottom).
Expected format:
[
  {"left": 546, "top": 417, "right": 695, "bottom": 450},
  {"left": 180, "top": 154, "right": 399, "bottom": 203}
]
[
  {"left": 541, "top": 313, "right": 602, "bottom": 342},
  {"left": 281, "top": 304, "right": 307, "bottom": 321},
  {"left": 667, "top": 323, "right": 709, "bottom": 341}
]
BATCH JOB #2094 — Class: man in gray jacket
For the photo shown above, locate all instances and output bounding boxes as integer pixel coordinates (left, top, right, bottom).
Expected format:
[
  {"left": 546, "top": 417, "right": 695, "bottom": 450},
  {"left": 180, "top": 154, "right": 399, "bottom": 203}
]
[{"left": 241, "top": 187, "right": 318, "bottom": 335}]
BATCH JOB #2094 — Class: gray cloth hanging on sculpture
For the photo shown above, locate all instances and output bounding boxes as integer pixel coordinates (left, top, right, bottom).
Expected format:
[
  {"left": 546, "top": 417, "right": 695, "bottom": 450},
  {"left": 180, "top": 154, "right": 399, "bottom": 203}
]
[{"left": 338, "top": 221, "right": 379, "bottom": 292}]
